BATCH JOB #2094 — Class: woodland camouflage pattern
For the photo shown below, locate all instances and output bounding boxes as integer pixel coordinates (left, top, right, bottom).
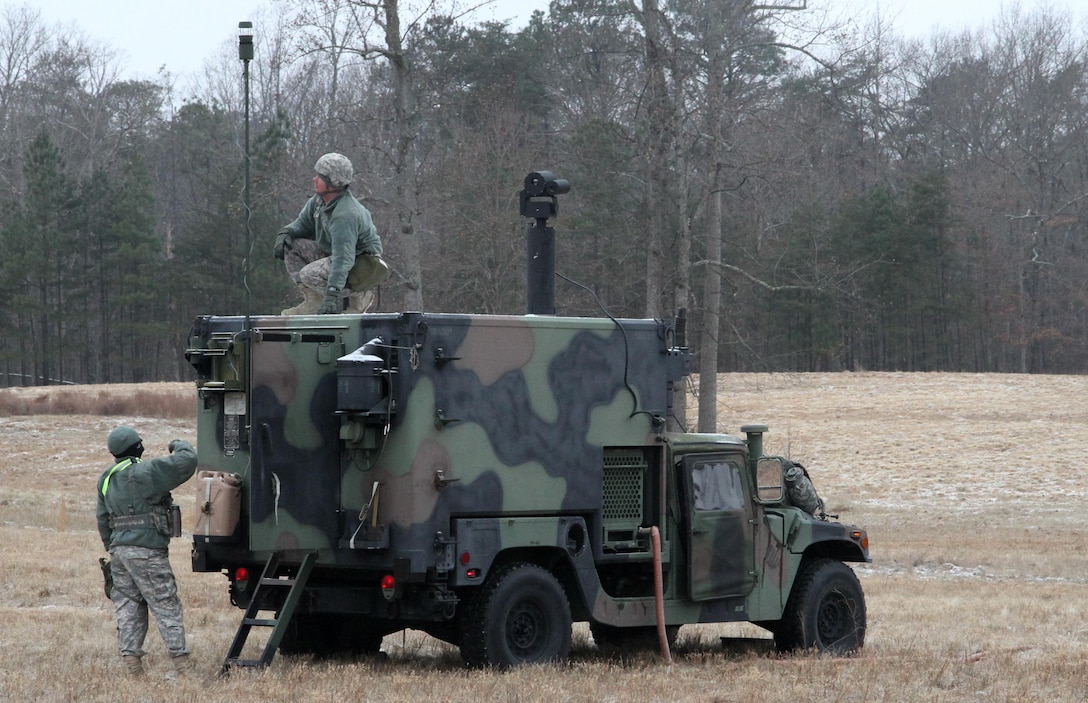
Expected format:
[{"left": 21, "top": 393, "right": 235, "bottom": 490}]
[{"left": 188, "top": 310, "right": 870, "bottom": 654}]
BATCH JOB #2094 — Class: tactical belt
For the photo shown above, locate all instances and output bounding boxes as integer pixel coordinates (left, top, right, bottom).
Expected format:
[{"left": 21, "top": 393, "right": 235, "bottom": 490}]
[{"left": 108, "top": 513, "right": 157, "bottom": 530}]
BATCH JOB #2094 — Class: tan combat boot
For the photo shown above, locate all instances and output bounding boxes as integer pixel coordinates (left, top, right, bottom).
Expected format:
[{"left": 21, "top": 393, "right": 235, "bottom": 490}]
[
  {"left": 281, "top": 284, "right": 322, "bottom": 315},
  {"left": 171, "top": 653, "right": 195, "bottom": 677},
  {"left": 346, "top": 289, "right": 375, "bottom": 314},
  {"left": 121, "top": 654, "right": 144, "bottom": 678}
]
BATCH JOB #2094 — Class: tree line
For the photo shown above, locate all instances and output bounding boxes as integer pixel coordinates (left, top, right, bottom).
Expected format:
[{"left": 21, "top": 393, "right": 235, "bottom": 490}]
[{"left": 0, "top": 0, "right": 1085, "bottom": 430}]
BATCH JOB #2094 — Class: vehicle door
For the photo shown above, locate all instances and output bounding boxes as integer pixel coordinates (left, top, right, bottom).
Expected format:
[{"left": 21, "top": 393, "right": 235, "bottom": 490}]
[{"left": 682, "top": 452, "right": 755, "bottom": 601}]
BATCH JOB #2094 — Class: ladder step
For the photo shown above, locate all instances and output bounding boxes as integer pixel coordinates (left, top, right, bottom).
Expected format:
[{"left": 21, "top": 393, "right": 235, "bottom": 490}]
[
  {"left": 241, "top": 617, "right": 279, "bottom": 627},
  {"left": 221, "top": 551, "right": 318, "bottom": 675},
  {"left": 224, "top": 658, "right": 268, "bottom": 669}
]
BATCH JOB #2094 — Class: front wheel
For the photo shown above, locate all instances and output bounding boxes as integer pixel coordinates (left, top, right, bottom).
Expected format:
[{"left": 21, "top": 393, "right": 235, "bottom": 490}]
[
  {"left": 459, "top": 562, "right": 572, "bottom": 668},
  {"left": 774, "top": 558, "right": 866, "bottom": 655}
]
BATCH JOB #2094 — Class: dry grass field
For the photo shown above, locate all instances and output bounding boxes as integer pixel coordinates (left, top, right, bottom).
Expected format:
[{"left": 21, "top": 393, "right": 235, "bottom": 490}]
[{"left": 1, "top": 372, "right": 1086, "bottom": 702}]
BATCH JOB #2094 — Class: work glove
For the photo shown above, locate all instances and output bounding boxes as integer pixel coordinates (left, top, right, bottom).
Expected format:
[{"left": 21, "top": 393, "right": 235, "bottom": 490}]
[
  {"left": 317, "top": 287, "right": 341, "bottom": 314},
  {"left": 273, "top": 231, "right": 293, "bottom": 260}
]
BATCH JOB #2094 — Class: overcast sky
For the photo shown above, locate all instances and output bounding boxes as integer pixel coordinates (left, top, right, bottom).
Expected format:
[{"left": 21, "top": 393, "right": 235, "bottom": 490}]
[{"left": 23, "top": 0, "right": 1081, "bottom": 81}]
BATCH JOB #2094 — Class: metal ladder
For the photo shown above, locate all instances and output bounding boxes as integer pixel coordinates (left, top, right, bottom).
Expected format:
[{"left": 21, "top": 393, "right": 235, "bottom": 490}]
[{"left": 220, "top": 551, "right": 317, "bottom": 674}]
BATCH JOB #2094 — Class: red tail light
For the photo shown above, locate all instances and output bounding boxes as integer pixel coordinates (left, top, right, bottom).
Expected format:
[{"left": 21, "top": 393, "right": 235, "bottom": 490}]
[{"left": 381, "top": 574, "right": 396, "bottom": 601}]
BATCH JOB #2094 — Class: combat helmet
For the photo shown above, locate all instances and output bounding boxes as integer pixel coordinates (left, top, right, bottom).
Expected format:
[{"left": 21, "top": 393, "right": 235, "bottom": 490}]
[
  {"left": 107, "top": 426, "right": 142, "bottom": 457},
  {"left": 315, "top": 152, "right": 353, "bottom": 189}
]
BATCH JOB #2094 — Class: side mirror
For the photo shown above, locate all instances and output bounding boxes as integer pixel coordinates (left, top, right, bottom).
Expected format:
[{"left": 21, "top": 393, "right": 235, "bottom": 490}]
[{"left": 755, "top": 457, "right": 785, "bottom": 503}]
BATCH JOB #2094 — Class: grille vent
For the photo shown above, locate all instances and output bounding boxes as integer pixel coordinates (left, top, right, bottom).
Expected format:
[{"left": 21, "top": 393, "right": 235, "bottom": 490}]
[{"left": 602, "top": 449, "right": 647, "bottom": 522}]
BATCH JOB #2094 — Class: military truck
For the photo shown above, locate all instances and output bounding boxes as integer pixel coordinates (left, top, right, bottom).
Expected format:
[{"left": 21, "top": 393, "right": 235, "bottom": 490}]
[{"left": 186, "top": 175, "right": 869, "bottom": 670}]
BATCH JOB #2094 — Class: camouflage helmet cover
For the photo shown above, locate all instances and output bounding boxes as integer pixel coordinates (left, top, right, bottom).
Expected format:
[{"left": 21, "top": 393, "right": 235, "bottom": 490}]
[
  {"left": 314, "top": 152, "right": 353, "bottom": 188},
  {"left": 107, "top": 425, "right": 142, "bottom": 456}
]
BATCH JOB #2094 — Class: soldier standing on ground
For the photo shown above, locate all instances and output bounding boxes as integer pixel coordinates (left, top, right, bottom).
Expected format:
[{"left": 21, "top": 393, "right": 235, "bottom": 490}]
[
  {"left": 96, "top": 426, "right": 197, "bottom": 678},
  {"left": 273, "top": 152, "right": 388, "bottom": 315}
]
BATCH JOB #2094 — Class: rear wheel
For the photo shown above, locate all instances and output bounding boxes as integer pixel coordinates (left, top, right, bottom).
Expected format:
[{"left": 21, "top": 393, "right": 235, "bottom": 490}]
[
  {"left": 459, "top": 562, "right": 571, "bottom": 668},
  {"left": 774, "top": 558, "right": 866, "bottom": 655}
]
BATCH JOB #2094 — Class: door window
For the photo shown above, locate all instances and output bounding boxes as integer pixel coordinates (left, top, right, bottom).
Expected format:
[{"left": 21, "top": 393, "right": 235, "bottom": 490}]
[{"left": 691, "top": 459, "right": 745, "bottom": 512}]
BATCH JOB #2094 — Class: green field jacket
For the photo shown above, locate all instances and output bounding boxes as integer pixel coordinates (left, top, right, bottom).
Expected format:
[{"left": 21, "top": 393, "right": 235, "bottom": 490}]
[
  {"left": 96, "top": 441, "right": 197, "bottom": 550},
  {"left": 280, "top": 191, "right": 382, "bottom": 291}
]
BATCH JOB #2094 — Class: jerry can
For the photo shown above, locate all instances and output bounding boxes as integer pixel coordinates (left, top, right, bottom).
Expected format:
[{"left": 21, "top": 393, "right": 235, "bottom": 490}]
[{"left": 193, "top": 470, "right": 242, "bottom": 541}]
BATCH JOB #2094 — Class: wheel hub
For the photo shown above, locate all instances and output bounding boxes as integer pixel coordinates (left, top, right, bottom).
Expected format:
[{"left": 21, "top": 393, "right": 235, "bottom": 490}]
[{"left": 507, "top": 602, "right": 545, "bottom": 656}]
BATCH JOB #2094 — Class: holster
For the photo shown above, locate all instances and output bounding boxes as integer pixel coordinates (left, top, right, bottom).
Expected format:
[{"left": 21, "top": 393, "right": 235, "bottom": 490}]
[{"left": 99, "top": 557, "right": 113, "bottom": 600}]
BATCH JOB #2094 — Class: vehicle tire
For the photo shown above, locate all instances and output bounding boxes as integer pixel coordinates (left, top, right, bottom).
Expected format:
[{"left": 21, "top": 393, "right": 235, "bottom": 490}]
[
  {"left": 774, "top": 558, "right": 866, "bottom": 655},
  {"left": 459, "top": 562, "right": 572, "bottom": 669},
  {"left": 590, "top": 623, "right": 679, "bottom": 653}
]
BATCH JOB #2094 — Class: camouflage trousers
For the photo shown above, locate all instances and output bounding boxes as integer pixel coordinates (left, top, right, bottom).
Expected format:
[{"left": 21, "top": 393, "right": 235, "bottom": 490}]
[
  {"left": 284, "top": 238, "right": 388, "bottom": 295},
  {"left": 109, "top": 545, "right": 189, "bottom": 658}
]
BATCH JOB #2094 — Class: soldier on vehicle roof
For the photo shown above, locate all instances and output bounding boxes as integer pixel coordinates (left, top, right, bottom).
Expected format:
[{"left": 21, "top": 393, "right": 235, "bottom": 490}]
[{"left": 274, "top": 152, "right": 389, "bottom": 315}]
